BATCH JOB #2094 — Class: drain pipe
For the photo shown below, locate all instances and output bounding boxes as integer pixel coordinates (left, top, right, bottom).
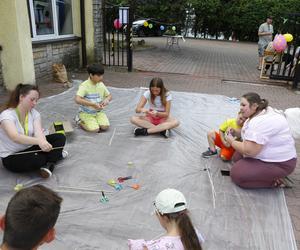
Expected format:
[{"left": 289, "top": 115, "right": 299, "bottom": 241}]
[{"left": 80, "top": 0, "right": 87, "bottom": 68}]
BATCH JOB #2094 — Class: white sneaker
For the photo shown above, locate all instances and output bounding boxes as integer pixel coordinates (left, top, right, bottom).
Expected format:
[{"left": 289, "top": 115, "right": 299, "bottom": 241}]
[
  {"left": 74, "top": 115, "right": 81, "bottom": 126},
  {"left": 160, "top": 129, "right": 170, "bottom": 138},
  {"left": 165, "top": 129, "right": 170, "bottom": 138},
  {"left": 62, "top": 150, "right": 68, "bottom": 159},
  {"left": 40, "top": 168, "right": 52, "bottom": 178}
]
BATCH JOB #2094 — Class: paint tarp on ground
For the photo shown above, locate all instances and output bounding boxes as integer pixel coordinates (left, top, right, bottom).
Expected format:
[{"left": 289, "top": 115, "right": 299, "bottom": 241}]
[{"left": 0, "top": 84, "right": 296, "bottom": 250}]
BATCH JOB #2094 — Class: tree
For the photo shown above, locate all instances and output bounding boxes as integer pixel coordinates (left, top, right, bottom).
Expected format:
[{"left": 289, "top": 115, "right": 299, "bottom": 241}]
[
  {"left": 107, "top": 0, "right": 300, "bottom": 41},
  {"left": 108, "top": 0, "right": 188, "bottom": 30}
]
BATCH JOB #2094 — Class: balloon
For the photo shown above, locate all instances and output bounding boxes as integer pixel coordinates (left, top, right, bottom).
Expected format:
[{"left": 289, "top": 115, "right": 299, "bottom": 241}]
[
  {"left": 172, "top": 26, "right": 176, "bottom": 31},
  {"left": 148, "top": 23, "right": 153, "bottom": 29},
  {"left": 283, "top": 33, "right": 293, "bottom": 43},
  {"left": 273, "top": 34, "right": 287, "bottom": 52},
  {"left": 143, "top": 21, "right": 148, "bottom": 27},
  {"left": 160, "top": 25, "right": 165, "bottom": 31},
  {"left": 113, "top": 19, "right": 122, "bottom": 29}
]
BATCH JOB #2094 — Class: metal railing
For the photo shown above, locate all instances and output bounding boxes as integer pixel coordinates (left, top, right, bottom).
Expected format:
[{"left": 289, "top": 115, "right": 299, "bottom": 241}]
[
  {"left": 269, "top": 43, "right": 300, "bottom": 88},
  {"left": 102, "top": 3, "right": 133, "bottom": 71}
]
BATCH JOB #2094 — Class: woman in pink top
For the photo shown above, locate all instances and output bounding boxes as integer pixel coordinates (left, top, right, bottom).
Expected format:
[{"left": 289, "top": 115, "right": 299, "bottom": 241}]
[
  {"left": 226, "top": 92, "right": 297, "bottom": 188},
  {"left": 128, "top": 188, "right": 204, "bottom": 250}
]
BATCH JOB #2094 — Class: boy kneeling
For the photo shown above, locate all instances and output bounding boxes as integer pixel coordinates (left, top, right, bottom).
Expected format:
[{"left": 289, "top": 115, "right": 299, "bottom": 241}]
[{"left": 75, "top": 64, "right": 112, "bottom": 133}]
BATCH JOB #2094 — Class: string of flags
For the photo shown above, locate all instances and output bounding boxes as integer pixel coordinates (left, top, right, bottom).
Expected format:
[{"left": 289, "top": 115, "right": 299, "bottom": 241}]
[{"left": 113, "top": 18, "right": 177, "bottom": 32}]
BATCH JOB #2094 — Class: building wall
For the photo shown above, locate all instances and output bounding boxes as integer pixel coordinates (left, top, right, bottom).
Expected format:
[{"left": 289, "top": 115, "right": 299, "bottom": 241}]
[
  {"left": 0, "top": 0, "right": 35, "bottom": 90},
  {"left": 85, "top": 0, "right": 95, "bottom": 63},
  {"left": 0, "top": 0, "right": 104, "bottom": 87},
  {"left": 33, "top": 40, "right": 80, "bottom": 81},
  {"left": 0, "top": 65, "right": 3, "bottom": 86},
  {"left": 93, "top": 0, "right": 103, "bottom": 63},
  {"left": 72, "top": 0, "right": 82, "bottom": 65},
  {"left": 0, "top": 49, "right": 3, "bottom": 86}
]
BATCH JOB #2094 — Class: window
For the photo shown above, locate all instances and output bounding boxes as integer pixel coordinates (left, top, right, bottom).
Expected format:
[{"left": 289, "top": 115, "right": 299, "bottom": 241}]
[{"left": 28, "top": 0, "right": 73, "bottom": 40}]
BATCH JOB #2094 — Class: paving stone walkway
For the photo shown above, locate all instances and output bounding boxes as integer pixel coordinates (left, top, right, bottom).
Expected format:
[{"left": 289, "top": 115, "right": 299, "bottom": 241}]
[{"left": 133, "top": 37, "right": 277, "bottom": 84}]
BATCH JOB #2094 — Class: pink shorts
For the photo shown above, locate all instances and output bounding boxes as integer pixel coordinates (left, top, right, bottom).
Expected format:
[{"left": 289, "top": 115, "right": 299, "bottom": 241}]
[{"left": 146, "top": 114, "right": 166, "bottom": 125}]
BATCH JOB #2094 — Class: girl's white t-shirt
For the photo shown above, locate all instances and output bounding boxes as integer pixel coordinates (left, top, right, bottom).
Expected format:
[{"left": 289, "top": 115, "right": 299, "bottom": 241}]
[
  {"left": 143, "top": 90, "right": 172, "bottom": 112},
  {"left": 0, "top": 108, "right": 40, "bottom": 158}
]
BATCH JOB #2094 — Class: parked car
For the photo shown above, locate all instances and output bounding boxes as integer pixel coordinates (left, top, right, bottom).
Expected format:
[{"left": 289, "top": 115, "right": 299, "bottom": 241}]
[{"left": 133, "top": 19, "right": 164, "bottom": 37}]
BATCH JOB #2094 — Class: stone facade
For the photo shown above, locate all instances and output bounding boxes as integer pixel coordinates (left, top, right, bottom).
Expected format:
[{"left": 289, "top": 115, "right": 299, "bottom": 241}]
[
  {"left": 93, "top": 0, "right": 103, "bottom": 63},
  {"left": 32, "top": 40, "right": 80, "bottom": 81}
]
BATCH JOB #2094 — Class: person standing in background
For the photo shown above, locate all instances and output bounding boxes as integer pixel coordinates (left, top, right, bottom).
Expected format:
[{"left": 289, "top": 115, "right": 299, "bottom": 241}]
[{"left": 257, "top": 16, "right": 274, "bottom": 70}]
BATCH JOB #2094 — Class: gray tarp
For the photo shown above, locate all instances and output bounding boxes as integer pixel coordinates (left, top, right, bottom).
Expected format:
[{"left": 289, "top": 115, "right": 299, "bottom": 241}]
[{"left": 0, "top": 84, "right": 296, "bottom": 250}]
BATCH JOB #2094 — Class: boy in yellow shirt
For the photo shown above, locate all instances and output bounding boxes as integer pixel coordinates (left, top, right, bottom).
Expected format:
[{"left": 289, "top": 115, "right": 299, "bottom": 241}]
[
  {"left": 202, "top": 112, "right": 245, "bottom": 161},
  {"left": 75, "top": 64, "right": 112, "bottom": 132}
]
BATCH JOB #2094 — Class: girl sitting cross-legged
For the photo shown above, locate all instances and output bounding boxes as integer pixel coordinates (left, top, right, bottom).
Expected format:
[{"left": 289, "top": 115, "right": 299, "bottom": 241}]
[{"left": 130, "top": 77, "right": 179, "bottom": 138}]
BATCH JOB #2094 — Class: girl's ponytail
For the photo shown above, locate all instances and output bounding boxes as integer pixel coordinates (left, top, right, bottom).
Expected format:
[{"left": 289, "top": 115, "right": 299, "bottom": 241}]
[
  {"left": 259, "top": 98, "right": 269, "bottom": 110},
  {"left": 6, "top": 83, "right": 24, "bottom": 109},
  {"left": 178, "top": 212, "right": 202, "bottom": 250},
  {"left": 166, "top": 211, "right": 202, "bottom": 250}
]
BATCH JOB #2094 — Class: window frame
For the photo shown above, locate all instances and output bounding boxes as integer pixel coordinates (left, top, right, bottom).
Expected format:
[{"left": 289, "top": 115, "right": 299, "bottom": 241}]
[{"left": 28, "top": 0, "right": 74, "bottom": 41}]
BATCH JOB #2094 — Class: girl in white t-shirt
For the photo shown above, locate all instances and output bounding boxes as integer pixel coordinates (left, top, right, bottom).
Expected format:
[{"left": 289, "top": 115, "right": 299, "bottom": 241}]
[
  {"left": 128, "top": 188, "right": 204, "bottom": 250},
  {"left": 130, "top": 78, "right": 179, "bottom": 137}
]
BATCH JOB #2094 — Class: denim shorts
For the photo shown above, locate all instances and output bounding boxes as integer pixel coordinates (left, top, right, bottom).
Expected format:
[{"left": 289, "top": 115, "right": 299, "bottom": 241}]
[{"left": 258, "top": 43, "right": 267, "bottom": 56}]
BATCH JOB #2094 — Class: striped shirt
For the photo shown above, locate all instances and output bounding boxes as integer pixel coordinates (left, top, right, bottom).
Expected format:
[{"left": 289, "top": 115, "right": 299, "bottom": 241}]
[{"left": 76, "top": 78, "right": 110, "bottom": 114}]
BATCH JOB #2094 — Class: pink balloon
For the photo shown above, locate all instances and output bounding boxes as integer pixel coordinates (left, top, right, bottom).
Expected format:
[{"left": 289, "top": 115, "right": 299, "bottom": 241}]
[
  {"left": 273, "top": 34, "right": 287, "bottom": 52},
  {"left": 113, "top": 19, "right": 122, "bottom": 29}
]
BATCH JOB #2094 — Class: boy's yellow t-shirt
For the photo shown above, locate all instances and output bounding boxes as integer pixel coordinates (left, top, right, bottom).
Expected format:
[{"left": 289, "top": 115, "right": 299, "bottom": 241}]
[
  {"left": 219, "top": 118, "right": 240, "bottom": 132},
  {"left": 76, "top": 79, "right": 110, "bottom": 114}
]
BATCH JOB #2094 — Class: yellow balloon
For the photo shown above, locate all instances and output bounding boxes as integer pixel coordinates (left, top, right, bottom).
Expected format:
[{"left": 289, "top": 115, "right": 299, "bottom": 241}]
[
  {"left": 143, "top": 21, "right": 149, "bottom": 27},
  {"left": 283, "top": 33, "right": 293, "bottom": 43}
]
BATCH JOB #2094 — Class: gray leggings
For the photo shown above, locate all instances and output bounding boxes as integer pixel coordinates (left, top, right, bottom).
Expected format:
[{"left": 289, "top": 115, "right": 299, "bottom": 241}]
[{"left": 230, "top": 152, "right": 297, "bottom": 188}]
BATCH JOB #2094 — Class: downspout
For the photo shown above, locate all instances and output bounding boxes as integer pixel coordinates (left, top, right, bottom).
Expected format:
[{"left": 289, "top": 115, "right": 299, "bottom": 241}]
[{"left": 80, "top": 0, "right": 87, "bottom": 67}]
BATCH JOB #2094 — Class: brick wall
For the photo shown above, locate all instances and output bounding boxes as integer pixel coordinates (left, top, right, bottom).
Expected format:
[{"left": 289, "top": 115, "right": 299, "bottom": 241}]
[
  {"left": 32, "top": 40, "right": 80, "bottom": 81},
  {"left": 93, "top": 0, "right": 103, "bottom": 63}
]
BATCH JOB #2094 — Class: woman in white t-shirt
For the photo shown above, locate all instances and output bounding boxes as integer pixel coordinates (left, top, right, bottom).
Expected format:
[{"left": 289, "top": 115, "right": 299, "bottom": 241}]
[
  {"left": 130, "top": 77, "right": 179, "bottom": 137},
  {"left": 226, "top": 92, "right": 297, "bottom": 188},
  {"left": 0, "top": 84, "right": 67, "bottom": 178}
]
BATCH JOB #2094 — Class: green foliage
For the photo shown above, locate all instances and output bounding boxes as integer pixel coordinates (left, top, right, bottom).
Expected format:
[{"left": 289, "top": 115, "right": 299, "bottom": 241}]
[
  {"left": 164, "top": 28, "right": 177, "bottom": 36},
  {"left": 135, "top": 0, "right": 187, "bottom": 30},
  {"left": 106, "top": 0, "right": 300, "bottom": 41},
  {"left": 188, "top": 0, "right": 300, "bottom": 41},
  {"left": 108, "top": 0, "right": 187, "bottom": 31}
]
